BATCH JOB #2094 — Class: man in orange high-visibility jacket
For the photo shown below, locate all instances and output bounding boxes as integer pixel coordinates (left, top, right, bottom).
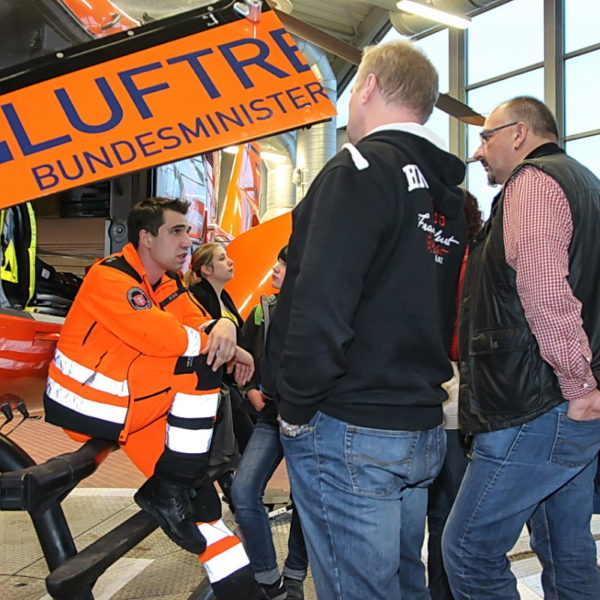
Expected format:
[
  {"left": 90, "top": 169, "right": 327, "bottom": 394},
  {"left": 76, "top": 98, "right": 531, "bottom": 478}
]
[{"left": 44, "top": 197, "right": 267, "bottom": 600}]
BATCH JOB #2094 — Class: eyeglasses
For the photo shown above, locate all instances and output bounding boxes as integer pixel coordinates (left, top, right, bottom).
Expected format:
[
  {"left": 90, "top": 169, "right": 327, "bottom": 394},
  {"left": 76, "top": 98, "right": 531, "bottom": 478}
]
[{"left": 479, "top": 122, "right": 518, "bottom": 143}]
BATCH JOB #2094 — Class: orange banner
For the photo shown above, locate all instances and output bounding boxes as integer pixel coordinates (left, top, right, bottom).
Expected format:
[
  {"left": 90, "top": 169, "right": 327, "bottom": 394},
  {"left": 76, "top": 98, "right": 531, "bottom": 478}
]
[{"left": 0, "top": 10, "right": 336, "bottom": 209}]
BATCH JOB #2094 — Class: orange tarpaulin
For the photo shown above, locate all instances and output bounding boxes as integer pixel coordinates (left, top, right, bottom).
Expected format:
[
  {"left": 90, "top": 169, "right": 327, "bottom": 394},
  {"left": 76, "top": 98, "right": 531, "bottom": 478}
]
[
  {"left": 225, "top": 211, "right": 291, "bottom": 320},
  {"left": 0, "top": 312, "right": 60, "bottom": 411}
]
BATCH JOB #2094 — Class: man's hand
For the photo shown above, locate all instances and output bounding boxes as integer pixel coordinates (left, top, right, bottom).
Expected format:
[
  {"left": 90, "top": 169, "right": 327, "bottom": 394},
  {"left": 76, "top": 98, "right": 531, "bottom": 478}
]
[
  {"left": 226, "top": 346, "right": 255, "bottom": 386},
  {"left": 247, "top": 388, "right": 266, "bottom": 412},
  {"left": 202, "top": 318, "right": 237, "bottom": 371},
  {"left": 567, "top": 388, "right": 600, "bottom": 420}
]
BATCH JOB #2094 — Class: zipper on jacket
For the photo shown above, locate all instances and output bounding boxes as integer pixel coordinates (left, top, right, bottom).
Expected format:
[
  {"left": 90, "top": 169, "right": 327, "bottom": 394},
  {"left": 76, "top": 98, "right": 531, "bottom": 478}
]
[
  {"left": 94, "top": 351, "right": 108, "bottom": 371},
  {"left": 133, "top": 386, "right": 172, "bottom": 402},
  {"left": 82, "top": 321, "right": 97, "bottom": 345}
]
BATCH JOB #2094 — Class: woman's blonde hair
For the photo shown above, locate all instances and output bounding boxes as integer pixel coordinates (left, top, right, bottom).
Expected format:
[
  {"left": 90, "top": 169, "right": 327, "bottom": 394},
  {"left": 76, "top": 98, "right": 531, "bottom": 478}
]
[{"left": 183, "top": 242, "right": 221, "bottom": 287}]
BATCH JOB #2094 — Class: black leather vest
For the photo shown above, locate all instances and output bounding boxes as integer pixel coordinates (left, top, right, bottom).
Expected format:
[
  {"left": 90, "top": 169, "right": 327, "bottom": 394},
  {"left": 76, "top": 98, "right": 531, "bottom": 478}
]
[{"left": 459, "top": 145, "right": 600, "bottom": 433}]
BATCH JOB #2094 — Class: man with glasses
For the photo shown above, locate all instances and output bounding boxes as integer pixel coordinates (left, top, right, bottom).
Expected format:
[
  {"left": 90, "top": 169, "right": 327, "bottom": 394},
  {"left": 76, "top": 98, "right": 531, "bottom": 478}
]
[{"left": 443, "top": 96, "right": 600, "bottom": 600}]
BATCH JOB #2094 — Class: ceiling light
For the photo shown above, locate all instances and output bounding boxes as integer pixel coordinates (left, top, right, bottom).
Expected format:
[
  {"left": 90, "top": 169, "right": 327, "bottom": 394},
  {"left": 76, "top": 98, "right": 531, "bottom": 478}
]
[
  {"left": 260, "top": 150, "right": 288, "bottom": 163},
  {"left": 396, "top": 1, "right": 471, "bottom": 29}
]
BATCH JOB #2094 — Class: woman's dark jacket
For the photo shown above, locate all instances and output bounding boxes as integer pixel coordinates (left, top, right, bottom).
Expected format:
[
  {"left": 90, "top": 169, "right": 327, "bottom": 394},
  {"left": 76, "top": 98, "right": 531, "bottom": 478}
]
[
  {"left": 240, "top": 294, "right": 279, "bottom": 425},
  {"left": 188, "top": 278, "right": 243, "bottom": 329}
]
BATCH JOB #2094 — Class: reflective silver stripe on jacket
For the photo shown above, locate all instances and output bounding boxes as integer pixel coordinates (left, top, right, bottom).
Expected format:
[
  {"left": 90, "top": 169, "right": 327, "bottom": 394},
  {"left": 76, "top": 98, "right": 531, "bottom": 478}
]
[
  {"left": 165, "top": 426, "right": 213, "bottom": 454},
  {"left": 183, "top": 326, "right": 201, "bottom": 356},
  {"left": 198, "top": 520, "right": 249, "bottom": 582},
  {"left": 53, "top": 348, "right": 129, "bottom": 397},
  {"left": 46, "top": 378, "right": 127, "bottom": 424},
  {"left": 170, "top": 392, "right": 219, "bottom": 419}
]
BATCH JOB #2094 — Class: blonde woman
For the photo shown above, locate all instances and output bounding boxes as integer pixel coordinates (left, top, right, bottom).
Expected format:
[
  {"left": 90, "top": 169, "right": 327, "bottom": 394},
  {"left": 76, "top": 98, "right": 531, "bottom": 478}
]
[{"left": 187, "top": 243, "right": 254, "bottom": 455}]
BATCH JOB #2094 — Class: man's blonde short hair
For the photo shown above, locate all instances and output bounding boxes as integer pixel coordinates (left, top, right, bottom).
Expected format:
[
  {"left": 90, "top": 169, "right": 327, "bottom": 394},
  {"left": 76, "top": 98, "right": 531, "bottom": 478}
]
[{"left": 356, "top": 40, "right": 438, "bottom": 124}]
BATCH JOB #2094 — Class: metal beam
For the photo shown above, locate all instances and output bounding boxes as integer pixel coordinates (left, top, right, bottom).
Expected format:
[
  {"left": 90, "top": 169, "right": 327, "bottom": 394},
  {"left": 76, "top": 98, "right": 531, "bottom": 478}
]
[
  {"left": 336, "top": 5, "right": 390, "bottom": 90},
  {"left": 544, "top": 0, "right": 565, "bottom": 143},
  {"left": 449, "top": 27, "right": 467, "bottom": 158}
]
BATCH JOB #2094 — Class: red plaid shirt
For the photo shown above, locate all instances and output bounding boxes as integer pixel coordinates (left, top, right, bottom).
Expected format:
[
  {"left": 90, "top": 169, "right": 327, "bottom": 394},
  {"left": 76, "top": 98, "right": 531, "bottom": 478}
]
[{"left": 503, "top": 166, "right": 597, "bottom": 400}]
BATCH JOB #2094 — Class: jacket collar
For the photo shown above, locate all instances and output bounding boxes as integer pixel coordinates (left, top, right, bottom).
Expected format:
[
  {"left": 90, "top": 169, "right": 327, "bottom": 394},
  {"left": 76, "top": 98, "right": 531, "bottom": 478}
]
[
  {"left": 525, "top": 142, "right": 564, "bottom": 160},
  {"left": 121, "top": 243, "right": 148, "bottom": 280},
  {"left": 364, "top": 122, "right": 447, "bottom": 151},
  {"left": 120, "top": 243, "right": 167, "bottom": 303}
]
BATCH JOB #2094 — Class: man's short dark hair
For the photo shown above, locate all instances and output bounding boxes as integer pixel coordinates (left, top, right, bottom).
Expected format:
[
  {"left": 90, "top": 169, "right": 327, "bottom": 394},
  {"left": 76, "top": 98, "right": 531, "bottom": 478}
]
[
  {"left": 504, "top": 96, "right": 559, "bottom": 140},
  {"left": 127, "top": 197, "right": 189, "bottom": 248}
]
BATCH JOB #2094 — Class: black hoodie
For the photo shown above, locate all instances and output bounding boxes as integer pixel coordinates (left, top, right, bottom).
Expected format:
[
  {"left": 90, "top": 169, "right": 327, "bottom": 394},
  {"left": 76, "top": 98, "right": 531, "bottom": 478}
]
[{"left": 265, "top": 127, "right": 467, "bottom": 431}]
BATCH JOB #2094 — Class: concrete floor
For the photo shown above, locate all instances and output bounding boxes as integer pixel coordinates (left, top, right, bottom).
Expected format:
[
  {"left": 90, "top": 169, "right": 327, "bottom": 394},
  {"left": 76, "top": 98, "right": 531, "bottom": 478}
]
[{"left": 1, "top": 419, "right": 599, "bottom": 599}]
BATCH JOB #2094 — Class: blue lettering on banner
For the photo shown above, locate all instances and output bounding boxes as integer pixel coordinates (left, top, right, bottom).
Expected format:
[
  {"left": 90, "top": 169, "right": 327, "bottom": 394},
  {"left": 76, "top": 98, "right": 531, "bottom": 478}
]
[
  {"left": 0, "top": 27, "right": 332, "bottom": 168},
  {"left": 178, "top": 117, "right": 211, "bottom": 143},
  {"left": 215, "top": 107, "right": 244, "bottom": 132},
  {"left": 135, "top": 131, "right": 162, "bottom": 157},
  {"left": 0, "top": 141, "right": 13, "bottom": 164},
  {"left": 265, "top": 92, "right": 287, "bottom": 113},
  {"left": 166, "top": 50, "right": 221, "bottom": 99},
  {"left": 157, "top": 127, "right": 183, "bottom": 150},
  {"left": 218, "top": 38, "right": 289, "bottom": 89},
  {"left": 58, "top": 155, "right": 84, "bottom": 180},
  {"left": 83, "top": 146, "right": 113, "bottom": 173},
  {"left": 55, "top": 78, "right": 124, "bottom": 133},
  {"left": 32, "top": 164, "right": 59, "bottom": 190},
  {"left": 118, "top": 63, "right": 170, "bottom": 119},
  {"left": 248, "top": 98, "right": 273, "bottom": 121},
  {"left": 304, "top": 81, "right": 329, "bottom": 103},
  {"left": 28, "top": 82, "right": 327, "bottom": 192},
  {"left": 2, "top": 102, "right": 72, "bottom": 156},
  {"left": 269, "top": 28, "right": 311, "bottom": 74},
  {"left": 111, "top": 140, "right": 137, "bottom": 164},
  {"left": 286, "top": 86, "right": 311, "bottom": 109}
]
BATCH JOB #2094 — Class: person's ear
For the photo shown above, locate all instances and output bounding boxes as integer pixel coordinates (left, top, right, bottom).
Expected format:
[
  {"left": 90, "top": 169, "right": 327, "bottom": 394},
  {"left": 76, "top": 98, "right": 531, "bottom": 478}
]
[
  {"left": 361, "top": 73, "right": 379, "bottom": 104},
  {"left": 139, "top": 229, "right": 153, "bottom": 248},
  {"left": 200, "top": 264, "right": 212, "bottom": 278},
  {"left": 513, "top": 122, "right": 527, "bottom": 150}
]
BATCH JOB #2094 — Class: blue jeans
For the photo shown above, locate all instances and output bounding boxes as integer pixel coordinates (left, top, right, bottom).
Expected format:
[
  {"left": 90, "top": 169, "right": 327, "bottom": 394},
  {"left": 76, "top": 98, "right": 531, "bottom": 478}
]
[
  {"left": 442, "top": 402, "right": 600, "bottom": 600},
  {"left": 281, "top": 410, "right": 446, "bottom": 600},
  {"left": 399, "top": 486, "right": 430, "bottom": 600},
  {"left": 594, "top": 453, "right": 600, "bottom": 513},
  {"left": 398, "top": 430, "right": 469, "bottom": 600},
  {"left": 230, "top": 421, "right": 308, "bottom": 585},
  {"left": 427, "top": 429, "right": 469, "bottom": 600}
]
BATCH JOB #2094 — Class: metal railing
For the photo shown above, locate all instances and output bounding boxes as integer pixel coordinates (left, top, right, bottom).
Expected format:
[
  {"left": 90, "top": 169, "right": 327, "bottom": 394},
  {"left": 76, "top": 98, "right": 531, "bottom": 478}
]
[{"left": 0, "top": 433, "right": 158, "bottom": 600}]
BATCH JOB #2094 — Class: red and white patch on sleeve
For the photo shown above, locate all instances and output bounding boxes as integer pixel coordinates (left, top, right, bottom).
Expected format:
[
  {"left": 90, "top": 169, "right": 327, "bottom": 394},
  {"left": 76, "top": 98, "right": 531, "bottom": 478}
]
[{"left": 127, "top": 287, "right": 151, "bottom": 310}]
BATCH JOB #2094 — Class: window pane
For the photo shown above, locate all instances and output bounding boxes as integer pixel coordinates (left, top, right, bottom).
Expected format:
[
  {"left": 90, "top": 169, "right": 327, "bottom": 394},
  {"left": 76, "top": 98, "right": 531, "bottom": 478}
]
[
  {"left": 467, "top": 0, "right": 543, "bottom": 84},
  {"left": 467, "top": 69, "right": 544, "bottom": 156},
  {"left": 467, "top": 161, "right": 498, "bottom": 219},
  {"left": 380, "top": 24, "right": 409, "bottom": 44},
  {"left": 336, "top": 29, "right": 449, "bottom": 144},
  {"left": 426, "top": 108, "right": 450, "bottom": 149},
  {"left": 415, "top": 30, "right": 450, "bottom": 147},
  {"left": 566, "top": 136, "right": 600, "bottom": 177},
  {"left": 565, "top": 0, "right": 600, "bottom": 53},
  {"left": 336, "top": 76, "right": 355, "bottom": 129},
  {"left": 414, "top": 29, "right": 449, "bottom": 92},
  {"left": 565, "top": 50, "right": 600, "bottom": 135}
]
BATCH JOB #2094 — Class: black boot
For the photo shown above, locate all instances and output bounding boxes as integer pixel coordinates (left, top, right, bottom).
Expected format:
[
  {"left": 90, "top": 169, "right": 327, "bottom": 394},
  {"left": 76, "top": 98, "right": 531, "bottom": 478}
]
[
  {"left": 211, "top": 566, "right": 269, "bottom": 599},
  {"left": 134, "top": 476, "right": 207, "bottom": 554}
]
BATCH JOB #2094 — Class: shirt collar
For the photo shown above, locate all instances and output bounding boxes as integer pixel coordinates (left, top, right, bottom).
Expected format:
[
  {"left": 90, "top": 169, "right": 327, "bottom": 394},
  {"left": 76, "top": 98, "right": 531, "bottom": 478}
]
[{"left": 364, "top": 122, "right": 447, "bottom": 151}]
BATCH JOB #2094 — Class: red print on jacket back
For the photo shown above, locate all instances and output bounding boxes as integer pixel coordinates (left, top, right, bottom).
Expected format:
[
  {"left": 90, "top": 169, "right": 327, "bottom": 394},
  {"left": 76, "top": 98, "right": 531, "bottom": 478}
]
[{"left": 417, "top": 211, "right": 460, "bottom": 264}]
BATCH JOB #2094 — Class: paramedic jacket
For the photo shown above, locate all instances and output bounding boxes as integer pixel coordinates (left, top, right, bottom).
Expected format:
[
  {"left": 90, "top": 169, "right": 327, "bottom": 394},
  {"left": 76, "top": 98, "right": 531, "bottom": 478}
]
[
  {"left": 44, "top": 242, "right": 212, "bottom": 442},
  {"left": 265, "top": 125, "right": 467, "bottom": 431}
]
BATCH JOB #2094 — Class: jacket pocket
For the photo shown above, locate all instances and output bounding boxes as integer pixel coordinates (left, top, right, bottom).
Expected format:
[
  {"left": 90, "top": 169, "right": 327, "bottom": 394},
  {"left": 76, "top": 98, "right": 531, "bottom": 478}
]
[{"left": 469, "top": 327, "right": 537, "bottom": 415}]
